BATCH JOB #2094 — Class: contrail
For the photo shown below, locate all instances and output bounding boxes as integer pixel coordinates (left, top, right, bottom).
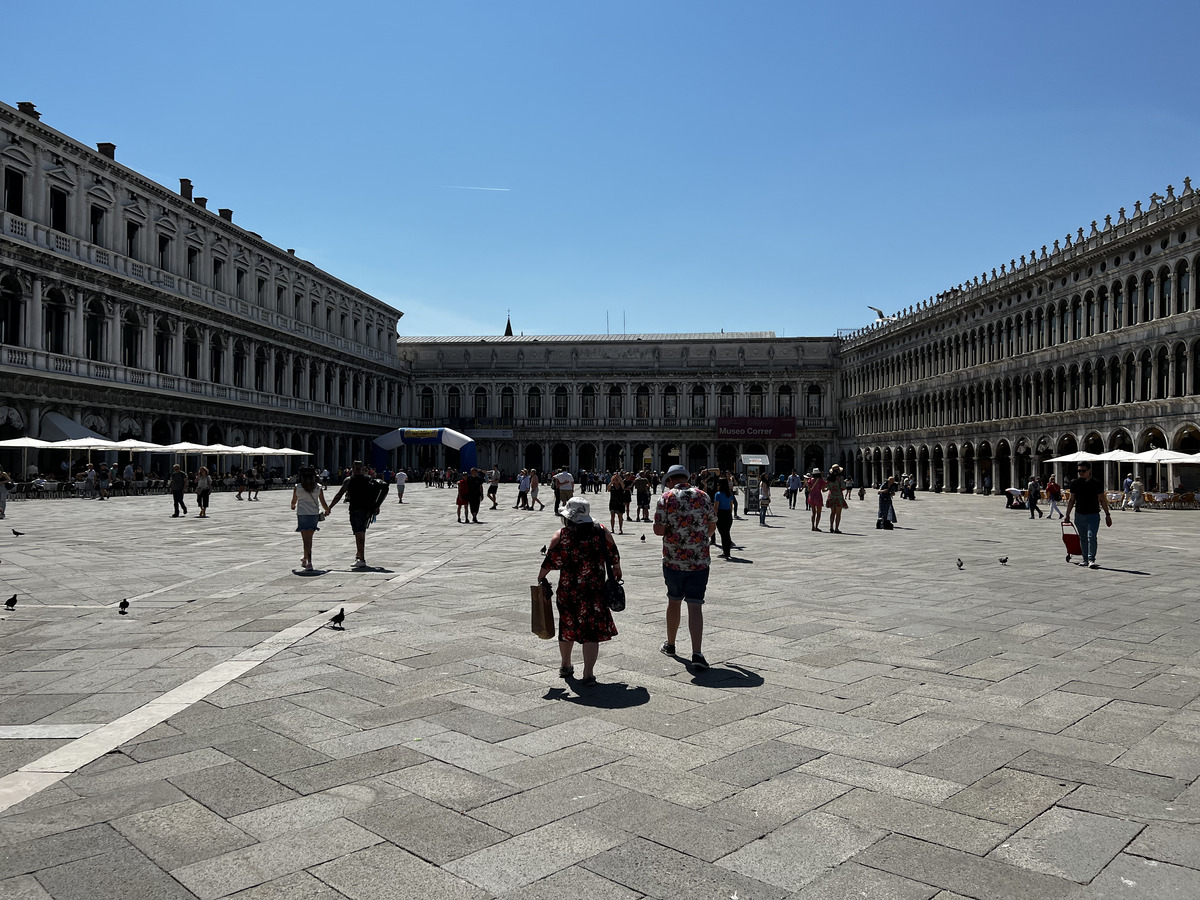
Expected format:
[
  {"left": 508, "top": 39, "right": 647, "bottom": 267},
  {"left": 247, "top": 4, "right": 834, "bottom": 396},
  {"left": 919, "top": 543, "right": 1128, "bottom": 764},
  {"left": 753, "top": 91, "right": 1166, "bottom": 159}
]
[{"left": 443, "top": 185, "right": 510, "bottom": 191}]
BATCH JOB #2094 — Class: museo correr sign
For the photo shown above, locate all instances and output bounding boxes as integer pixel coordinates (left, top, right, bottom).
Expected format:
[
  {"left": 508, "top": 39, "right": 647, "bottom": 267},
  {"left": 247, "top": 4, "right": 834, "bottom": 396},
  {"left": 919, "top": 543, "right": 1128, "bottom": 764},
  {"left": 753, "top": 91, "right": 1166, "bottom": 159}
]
[{"left": 716, "top": 418, "right": 796, "bottom": 439}]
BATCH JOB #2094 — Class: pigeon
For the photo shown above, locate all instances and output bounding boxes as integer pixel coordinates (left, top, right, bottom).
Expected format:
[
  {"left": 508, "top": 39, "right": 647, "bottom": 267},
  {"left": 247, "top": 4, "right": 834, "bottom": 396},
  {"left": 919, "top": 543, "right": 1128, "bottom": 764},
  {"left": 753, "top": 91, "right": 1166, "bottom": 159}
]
[
  {"left": 956, "top": 559, "right": 964, "bottom": 570},
  {"left": 999, "top": 557, "right": 1008, "bottom": 565},
  {"left": 640, "top": 534, "right": 646, "bottom": 542},
  {"left": 118, "top": 599, "right": 129, "bottom": 615},
  {"left": 328, "top": 607, "right": 345, "bottom": 629},
  {"left": 4, "top": 594, "right": 15, "bottom": 610},
  {"left": 11, "top": 529, "right": 24, "bottom": 537},
  {"left": 540, "top": 545, "right": 547, "bottom": 555}
]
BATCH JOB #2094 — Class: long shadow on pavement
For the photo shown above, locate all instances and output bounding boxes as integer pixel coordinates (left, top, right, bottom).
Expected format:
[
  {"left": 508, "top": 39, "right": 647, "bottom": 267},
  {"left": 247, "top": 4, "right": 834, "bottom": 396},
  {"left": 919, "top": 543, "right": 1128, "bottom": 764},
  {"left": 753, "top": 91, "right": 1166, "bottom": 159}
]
[{"left": 542, "top": 683, "right": 651, "bottom": 709}]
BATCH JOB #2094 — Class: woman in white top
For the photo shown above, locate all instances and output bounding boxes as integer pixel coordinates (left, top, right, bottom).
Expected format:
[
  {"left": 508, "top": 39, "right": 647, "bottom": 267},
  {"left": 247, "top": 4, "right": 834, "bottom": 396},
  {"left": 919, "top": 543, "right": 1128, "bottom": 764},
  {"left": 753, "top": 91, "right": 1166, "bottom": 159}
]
[
  {"left": 758, "top": 474, "right": 771, "bottom": 526},
  {"left": 291, "top": 467, "right": 332, "bottom": 571},
  {"left": 195, "top": 466, "right": 213, "bottom": 518}
]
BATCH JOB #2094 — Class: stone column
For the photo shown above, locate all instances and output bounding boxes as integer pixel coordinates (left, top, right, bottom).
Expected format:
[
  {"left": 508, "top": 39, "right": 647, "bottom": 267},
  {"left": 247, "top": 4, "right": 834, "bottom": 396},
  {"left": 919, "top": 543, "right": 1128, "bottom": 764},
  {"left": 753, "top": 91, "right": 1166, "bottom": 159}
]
[
  {"left": 140, "top": 315, "right": 154, "bottom": 371},
  {"left": 26, "top": 276, "right": 43, "bottom": 350},
  {"left": 222, "top": 334, "right": 234, "bottom": 385},
  {"left": 71, "top": 289, "right": 85, "bottom": 357},
  {"left": 201, "top": 329, "right": 212, "bottom": 381},
  {"left": 173, "top": 318, "right": 185, "bottom": 375},
  {"left": 108, "top": 300, "right": 123, "bottom": 364},
  {"left": 265, "top": 349, "right": 276, "bottom": 395},
  {"left": 957, "top": 455, "right": 967, "bottom": 493}
]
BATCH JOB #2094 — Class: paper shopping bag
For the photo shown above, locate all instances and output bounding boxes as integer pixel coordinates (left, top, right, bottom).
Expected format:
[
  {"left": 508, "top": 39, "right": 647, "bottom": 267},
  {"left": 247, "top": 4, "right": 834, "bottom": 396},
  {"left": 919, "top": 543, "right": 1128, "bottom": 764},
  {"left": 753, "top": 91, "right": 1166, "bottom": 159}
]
[{"left": 530, "top": 584, "right": 555, "bottom": 639}]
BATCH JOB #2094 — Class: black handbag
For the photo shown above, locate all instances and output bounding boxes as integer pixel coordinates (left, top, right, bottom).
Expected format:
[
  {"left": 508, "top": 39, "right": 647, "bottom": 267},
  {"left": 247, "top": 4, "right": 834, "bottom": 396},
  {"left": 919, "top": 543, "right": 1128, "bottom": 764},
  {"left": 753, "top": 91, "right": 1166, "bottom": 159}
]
[{"left": 601, "top": 535, "right": 625, "bottom": 612}]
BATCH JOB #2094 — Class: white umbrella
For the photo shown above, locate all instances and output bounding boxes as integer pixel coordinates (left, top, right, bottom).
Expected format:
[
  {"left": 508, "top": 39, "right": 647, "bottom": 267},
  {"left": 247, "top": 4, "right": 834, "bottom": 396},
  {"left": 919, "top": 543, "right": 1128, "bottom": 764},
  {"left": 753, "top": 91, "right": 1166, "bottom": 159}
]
[
  {"left": 1094, "top": 449, "right": 1141, "bottom": 462},
  {"left": 108, "top": 438, "right": 166, "bottom": 452},
  {"left": 0, "top": 437, "right": 55, "bottom": 480},
  {"left": 1130, "top": 448, "right": 1199, "bottom": 464},
  {"left": 51, "top": 437, "right": 120, "bottom": 450},
  {"left": 1046, "top": 451, "right": 1103, "bottom": 463},
  {"left": 157, "top": 442, "right": 212, "bottom": 453}
]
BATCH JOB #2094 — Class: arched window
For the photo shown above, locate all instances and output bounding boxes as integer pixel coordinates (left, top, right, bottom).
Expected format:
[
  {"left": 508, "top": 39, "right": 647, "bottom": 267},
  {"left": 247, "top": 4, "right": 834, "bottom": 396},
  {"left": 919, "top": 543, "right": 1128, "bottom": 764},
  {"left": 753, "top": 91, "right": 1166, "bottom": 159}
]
[
  {"left": 1141, "top": 272, "right": 1153, "bottom": 322},
  {"left": 420, "top": 386, "right": 434, "bottom": 418},
  {"left": 447, "top": 386, "right": 461, "bottom": 419},
  {"left": 210, "top": 336, "right": 225, "bottom": 385},
  {"left": 1097, "top": 287, "right": 1109, "bottom": 332},
  {"left": 84, "top": 299, "right": 106, "bottom": 362},
  {"left": 527, "top": 386, "right": 542, "bottom": 419},
  {"left": 474, "top": 387, "right": 488, "bottom": 419},
  {"left": 748, "top": 384, "right": 764, "bottom": 417},
  {"left": 555, "top": 386, "right": 569, "bottom": 419},
  {"left": 501, "top": 386, "right": 514, "bottom": 419},
  {"left": 635, "top": 385, "right": 649, "bottom": 419},
  {"left": 155, "top": 319, "right": 174, "bottom": 374},
  {"left": 292, "top": 357, "right": 303, "bottom": 398},
  {"left": 0, "top": 276, "right": 23, "bottom": 347},
  {"left": 580, "top": 385, "right": 596, "bottom": 419},
  {"left": 184, "top": 327, "right": 202, "bottom": 380},
  {"left": 690, "top": 385, "right": 706, "bottom": 418},
  {"left": 807, "top": 385, "right": 822, "bottom": 417},
  {"left": 1177, "top": 260, "right": 1190, "bottom": 314},
  {"left": 273, "top": 351, "right": 286, "bottom": 395},
  {"left": 719, "top": 384, "right": 735, "bottom": 417},
  {"left": 232, "top": 341, "right": 246, "bottom": 388},
  {"left": 1158, "top": 267, "right": 1171, "bottom": 318},
  {"left": 662, "top": 385, "right": 677, "bottom": 419},
  {"left": 607, "top": 385, "right": 622, "bottom": 419},
  {"left": 777, "top": 385, "right": 793, "bottom": 417}
]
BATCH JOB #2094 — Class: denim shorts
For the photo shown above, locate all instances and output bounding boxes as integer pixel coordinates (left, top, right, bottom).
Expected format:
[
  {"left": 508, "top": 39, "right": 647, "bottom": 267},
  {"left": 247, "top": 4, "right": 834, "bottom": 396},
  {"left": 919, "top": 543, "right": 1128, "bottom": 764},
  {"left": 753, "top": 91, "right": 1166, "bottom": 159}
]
[
  {"left": 663, "top": 565, "right": 710, "bottom": 604},
  {"left": 348, "top": 509, "right": 372, "bottom": 534},
  {"left": 295, "top": 514, "right": 320, "bottom": 532}
]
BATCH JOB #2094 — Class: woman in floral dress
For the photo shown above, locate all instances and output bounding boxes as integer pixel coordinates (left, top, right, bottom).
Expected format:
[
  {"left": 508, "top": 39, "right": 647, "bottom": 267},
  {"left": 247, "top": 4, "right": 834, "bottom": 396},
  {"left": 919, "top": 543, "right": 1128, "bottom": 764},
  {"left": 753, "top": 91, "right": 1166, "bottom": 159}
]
[
  {"left": 537, "top": 497, "right": 620, "bottom": 685},
  {"left": 825, "top": 464, "right": 848, "bottom": 533}
]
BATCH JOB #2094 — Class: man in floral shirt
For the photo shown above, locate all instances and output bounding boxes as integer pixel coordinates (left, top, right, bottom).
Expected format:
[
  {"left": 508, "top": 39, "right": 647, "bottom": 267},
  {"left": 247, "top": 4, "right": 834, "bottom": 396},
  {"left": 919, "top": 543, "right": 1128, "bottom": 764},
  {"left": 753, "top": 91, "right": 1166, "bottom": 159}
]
[{"left": 653, "top": 465, "right": 717, "bottom": 670}]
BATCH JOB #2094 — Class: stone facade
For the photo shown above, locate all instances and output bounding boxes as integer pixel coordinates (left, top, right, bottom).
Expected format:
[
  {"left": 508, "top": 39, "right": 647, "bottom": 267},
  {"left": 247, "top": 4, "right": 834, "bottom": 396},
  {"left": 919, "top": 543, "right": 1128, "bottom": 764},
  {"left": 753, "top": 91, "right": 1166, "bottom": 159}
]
[
  {"left": 6, "top": 98, "right": 1200, "bottom": 489},
  {"left": 838, "top": 183, "right": 1200, "bottom": 493},
  {"left": 397, "top": 333, "right": 839, "bottom": 476},
  {"left": 0, "top": 100, "right": 407, "bottom": 469}
]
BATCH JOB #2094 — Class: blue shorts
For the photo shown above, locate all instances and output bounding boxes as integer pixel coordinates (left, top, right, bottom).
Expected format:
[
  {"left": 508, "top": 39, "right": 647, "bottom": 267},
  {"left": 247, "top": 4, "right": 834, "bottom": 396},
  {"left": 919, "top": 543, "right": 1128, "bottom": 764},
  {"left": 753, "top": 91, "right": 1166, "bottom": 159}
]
[
  {"left": 348, "top": 509, "right": 372, "bottom": 534},
  {"left": 663, "top": 565, "right": 709, "bottom": 604},
  {"left": 295, "top": 515, "right": 320, "bottom": 532}
]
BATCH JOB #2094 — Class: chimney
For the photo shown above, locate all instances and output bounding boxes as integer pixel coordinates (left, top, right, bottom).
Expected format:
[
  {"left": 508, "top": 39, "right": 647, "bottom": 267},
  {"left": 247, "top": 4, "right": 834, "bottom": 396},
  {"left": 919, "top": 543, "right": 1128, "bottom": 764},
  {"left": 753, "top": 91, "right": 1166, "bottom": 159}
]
[
  {"left": 16, "top": 102, "right": 40, "bottom": 120},
  {"left": 96, "top": 142, "right": 116, "bottom": 159},
  {"left": 179, "top": 178, "right": 193, "bottom": 200},
  {"left": 194, "top": 197, "right": 208, "bottom": 209},
  {"left": 287, "top": 249, "right": 295, "bottom": 255},
  {"left": 218, "top": 208, "right": 233, "bottom": 222}
]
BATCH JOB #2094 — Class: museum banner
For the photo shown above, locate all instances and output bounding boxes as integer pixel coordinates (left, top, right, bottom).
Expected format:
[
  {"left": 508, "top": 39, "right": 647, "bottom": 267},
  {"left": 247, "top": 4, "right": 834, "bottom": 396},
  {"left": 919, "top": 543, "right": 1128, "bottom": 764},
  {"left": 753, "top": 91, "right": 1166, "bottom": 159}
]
[{"left": 716, "top": 418, "right": 796, "bottom": 440}]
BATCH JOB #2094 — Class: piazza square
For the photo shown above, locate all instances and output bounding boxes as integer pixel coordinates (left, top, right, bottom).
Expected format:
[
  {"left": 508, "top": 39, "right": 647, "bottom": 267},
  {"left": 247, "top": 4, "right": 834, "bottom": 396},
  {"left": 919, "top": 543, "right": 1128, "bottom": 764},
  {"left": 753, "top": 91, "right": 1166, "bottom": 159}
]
[{"left": 0, "top": 485, "right": 1197, "bottom": 899}]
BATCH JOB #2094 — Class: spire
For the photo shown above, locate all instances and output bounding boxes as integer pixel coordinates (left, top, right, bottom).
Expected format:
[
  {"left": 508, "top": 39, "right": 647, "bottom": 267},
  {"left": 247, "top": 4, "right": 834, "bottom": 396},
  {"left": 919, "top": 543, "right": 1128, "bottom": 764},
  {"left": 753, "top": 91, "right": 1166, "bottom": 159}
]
[{"left": 504, "top": 316, "right": 513, "bottom": 337}]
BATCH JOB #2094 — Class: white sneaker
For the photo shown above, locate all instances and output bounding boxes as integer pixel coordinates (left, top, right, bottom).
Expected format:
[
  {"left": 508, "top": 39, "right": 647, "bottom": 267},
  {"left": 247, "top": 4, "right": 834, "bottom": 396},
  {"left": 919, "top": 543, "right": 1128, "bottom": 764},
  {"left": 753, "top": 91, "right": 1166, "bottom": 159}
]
[{"left": 351, "top": 558, "right": 366, "bottom": 569}]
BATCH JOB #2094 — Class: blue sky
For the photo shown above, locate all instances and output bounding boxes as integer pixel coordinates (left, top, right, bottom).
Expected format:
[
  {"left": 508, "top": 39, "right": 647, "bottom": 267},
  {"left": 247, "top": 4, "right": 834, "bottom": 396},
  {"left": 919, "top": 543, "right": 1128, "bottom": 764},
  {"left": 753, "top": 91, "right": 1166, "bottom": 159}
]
[{"left": 8, "top": 1, "right": 1200, "bottom": 338}]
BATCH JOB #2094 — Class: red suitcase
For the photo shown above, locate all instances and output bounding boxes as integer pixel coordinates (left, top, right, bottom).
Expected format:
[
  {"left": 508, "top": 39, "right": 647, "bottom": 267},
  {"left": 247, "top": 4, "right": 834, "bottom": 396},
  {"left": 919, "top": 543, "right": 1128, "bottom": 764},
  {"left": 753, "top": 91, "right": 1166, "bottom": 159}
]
[{"left": 1061, "top": 521, "right": 1082, "bottom": 562}]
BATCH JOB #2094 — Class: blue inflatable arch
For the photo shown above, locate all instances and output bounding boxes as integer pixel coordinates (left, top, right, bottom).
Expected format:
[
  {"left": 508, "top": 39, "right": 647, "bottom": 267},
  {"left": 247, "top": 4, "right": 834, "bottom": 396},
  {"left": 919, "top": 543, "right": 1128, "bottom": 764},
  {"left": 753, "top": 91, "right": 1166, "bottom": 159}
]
[{"left": 373, "top": 427, "right": 478, "bottom": 471}]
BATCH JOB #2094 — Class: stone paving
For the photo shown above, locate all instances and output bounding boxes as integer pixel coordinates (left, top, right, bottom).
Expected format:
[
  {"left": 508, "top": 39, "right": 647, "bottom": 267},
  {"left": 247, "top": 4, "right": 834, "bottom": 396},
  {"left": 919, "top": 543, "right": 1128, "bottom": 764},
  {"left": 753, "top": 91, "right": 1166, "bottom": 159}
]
[{"left": 0, "top": 483, "right": 1198, "bottom": 899}]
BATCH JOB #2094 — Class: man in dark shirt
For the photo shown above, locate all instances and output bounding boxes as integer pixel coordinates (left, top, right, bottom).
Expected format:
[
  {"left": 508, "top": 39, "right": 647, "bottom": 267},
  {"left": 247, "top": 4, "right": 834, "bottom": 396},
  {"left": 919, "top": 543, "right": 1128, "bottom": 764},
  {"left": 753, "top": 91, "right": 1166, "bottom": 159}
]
[
  {"left": 169, "top": 464, "right": 187, "bottom": 517},
  {"left": 1063, "top": 461, "right": 1112, "bottom": 569},
  {"left": 328, "top": 460, "right": 387, "bottom": 569},
  {"left": 466, "top": 467, "right": 485, "bottom": 523}
]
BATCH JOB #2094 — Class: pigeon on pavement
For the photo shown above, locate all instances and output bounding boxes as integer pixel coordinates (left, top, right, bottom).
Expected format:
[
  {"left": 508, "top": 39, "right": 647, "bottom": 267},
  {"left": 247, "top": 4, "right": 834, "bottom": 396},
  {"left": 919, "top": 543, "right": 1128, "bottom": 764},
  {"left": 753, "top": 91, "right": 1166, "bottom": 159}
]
[
  {"left": 640, "top": 534, "right": 646, "bottom": 542},
  {"left": 999, "top": 557, "right": 1008, "bottom": 565},
  {"left": 4, "top": 594, "right": 15, "bottom": 610},
  {"left": 11, "top": 529, "right": 23, "bottom": 537},
  {"left": 956, "top": 559, "right": 964, "bottom": 570},
  {"left": 328, "top": 608, "right": 345, "bottom": 629},
  {"left": 118, "top": 599, "right": 129, "bottom": 615},
  {"left": 540, "top": 545, "right": 547, "bottom": 554}
]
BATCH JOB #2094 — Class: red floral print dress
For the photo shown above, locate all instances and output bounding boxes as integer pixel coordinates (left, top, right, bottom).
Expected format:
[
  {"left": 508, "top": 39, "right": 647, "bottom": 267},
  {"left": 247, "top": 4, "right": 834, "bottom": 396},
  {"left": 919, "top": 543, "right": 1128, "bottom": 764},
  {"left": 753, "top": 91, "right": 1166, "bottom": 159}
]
[{"left": 543, "top": 524, "right": 619, "bottom": 643}]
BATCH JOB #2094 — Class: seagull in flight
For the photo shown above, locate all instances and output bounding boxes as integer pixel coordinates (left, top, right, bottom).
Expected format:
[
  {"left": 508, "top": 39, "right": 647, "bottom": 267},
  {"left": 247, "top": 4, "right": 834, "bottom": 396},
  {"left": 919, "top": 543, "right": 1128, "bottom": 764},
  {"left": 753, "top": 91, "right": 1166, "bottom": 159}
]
[{"left": 868, "top": 306, "right": 898, "bottom": 322}]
